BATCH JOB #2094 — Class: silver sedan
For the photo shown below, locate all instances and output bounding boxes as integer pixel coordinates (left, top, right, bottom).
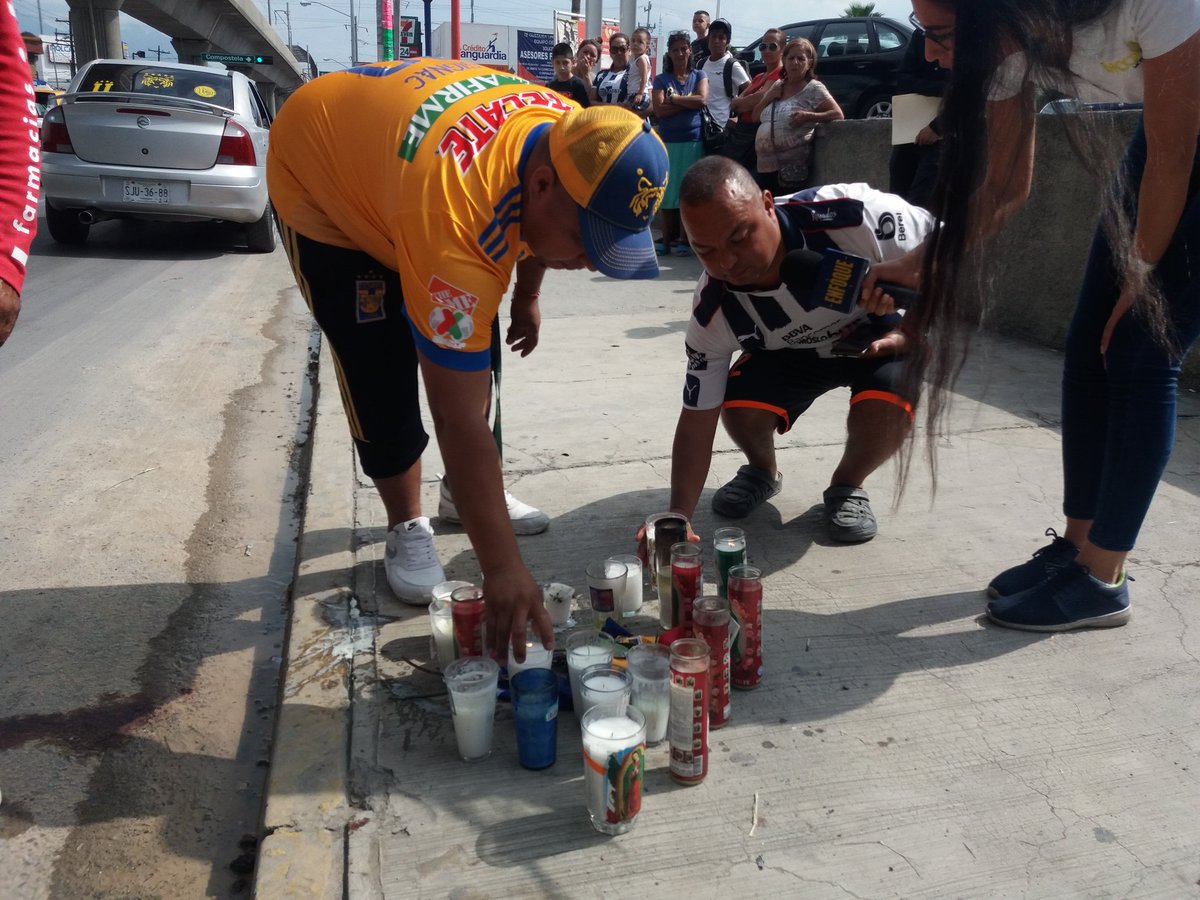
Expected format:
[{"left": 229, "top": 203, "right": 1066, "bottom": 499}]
[{"left": 40, "top": 59, "right": 276, "bottom": 252}]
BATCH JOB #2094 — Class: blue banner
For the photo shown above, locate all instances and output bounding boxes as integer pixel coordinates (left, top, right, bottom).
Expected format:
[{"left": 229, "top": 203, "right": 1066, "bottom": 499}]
[{"left": 517, "top": 30, "right": 554, "bottom": 85}]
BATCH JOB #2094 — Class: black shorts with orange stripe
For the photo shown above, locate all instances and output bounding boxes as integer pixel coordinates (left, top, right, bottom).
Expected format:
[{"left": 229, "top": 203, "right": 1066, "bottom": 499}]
[{"left": 723, "top": 349, "right": 914, "bottom": 434}]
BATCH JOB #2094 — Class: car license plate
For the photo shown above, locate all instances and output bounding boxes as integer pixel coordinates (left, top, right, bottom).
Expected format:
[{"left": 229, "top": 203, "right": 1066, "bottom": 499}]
[{"left": 123, "top": 180, "right": 170, "bottom": 204}]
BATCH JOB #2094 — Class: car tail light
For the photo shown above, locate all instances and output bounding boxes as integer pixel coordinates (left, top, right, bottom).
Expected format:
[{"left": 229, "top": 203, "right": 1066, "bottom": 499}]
[
  {"left": 40, "top": 107, "right": 74, "bottom": 154},
  {"left": 216, "top": 120, "right": 256, "bottom": 166}
]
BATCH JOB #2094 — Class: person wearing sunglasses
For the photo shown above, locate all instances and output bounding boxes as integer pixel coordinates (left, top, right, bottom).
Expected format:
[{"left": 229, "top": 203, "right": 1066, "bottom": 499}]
[
  {"left": 863, "top": 0, "right": 1200, "bottom": 632},
  {"left": 723, "top": 27, "right": 787, "bottom": 177},
  {"left": 595, "top": 33, "right": 633, "bottom": 106}
]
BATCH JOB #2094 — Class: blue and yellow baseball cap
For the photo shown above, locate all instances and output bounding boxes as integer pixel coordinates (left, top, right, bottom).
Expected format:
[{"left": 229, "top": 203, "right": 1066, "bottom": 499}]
[{"left": 548, "top": 106, "right": 669, "bottom": 280}]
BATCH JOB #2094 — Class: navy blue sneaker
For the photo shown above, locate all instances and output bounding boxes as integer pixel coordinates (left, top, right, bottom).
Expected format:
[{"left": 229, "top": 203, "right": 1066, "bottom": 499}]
[
  {"left": 986, "top": 562, "right": 1131, "bottom": 632},
  {"left": 987, "top": 529, "right": 1079, "bottom": 597}
]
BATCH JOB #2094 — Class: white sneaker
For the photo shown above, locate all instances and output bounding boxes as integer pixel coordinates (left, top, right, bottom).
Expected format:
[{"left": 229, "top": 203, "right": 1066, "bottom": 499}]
[
  {"left": 438, "top": 477, "right": 550, "bottom": 535},
  {"left": 384, "top": 517, "right": 446, "bottom": 605}
]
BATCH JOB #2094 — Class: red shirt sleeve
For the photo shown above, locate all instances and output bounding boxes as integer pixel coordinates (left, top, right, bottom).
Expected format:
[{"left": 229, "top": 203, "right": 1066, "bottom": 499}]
[{"left": 0, "top": 6, "right": 39, "bottom": 293}]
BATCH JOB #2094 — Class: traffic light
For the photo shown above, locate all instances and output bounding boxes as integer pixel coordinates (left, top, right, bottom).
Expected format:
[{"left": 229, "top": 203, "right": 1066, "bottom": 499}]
[
  {"left": 254, "top": 55, "right": 273, "bottom": 64},
  {"left": 134, "top": 50, "right": 146, "bottom": 58}
]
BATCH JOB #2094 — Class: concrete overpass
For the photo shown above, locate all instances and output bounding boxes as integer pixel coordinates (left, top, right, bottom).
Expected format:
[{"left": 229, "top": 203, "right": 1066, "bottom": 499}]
[{"left": 66, "top": 0, "right": 307, "bottom": 110}]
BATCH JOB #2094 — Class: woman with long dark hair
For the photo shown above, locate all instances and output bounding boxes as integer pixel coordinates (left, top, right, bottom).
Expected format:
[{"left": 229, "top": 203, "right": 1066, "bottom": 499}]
[{"left": 872, "top": 0, "right": 1200, "bottom": 631}]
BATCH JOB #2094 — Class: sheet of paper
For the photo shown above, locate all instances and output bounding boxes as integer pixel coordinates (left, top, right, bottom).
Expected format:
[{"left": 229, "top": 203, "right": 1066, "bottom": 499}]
[{"left": 891, "top": 93, "right": 942, "bottom": 145}]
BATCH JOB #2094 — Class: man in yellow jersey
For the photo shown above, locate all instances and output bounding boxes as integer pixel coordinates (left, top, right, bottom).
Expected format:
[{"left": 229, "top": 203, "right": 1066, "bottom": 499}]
[{"left": 268, "top": 59, "right": 668, "bottom": 658}]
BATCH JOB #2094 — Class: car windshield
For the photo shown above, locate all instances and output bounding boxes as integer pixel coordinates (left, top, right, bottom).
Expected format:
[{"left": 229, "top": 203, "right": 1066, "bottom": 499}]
[{"left": 79, "top": 64, "right": 235, "bottom": 108}]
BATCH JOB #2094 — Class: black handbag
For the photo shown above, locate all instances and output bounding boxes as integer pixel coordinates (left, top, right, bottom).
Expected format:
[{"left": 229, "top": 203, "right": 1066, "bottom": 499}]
[{"left": 700, "top": 105, "right": 725, "bottom": 153}]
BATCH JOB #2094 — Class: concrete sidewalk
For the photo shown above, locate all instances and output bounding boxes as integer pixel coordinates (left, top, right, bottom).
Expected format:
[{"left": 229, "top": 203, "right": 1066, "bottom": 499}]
[{"left": 255, "top": 257, "right": 1200, "bottom": 899}]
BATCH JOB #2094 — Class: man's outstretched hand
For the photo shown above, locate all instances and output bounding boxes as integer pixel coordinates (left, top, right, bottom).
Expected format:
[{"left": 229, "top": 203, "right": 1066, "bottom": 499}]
[{"left": 483, "top": 563, "right": 554, "bottom": 662}]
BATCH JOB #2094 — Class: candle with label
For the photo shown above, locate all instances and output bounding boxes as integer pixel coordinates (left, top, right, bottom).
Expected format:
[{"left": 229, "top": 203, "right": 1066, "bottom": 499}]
[{"left": 581, "top": 705, "right": 647, "bottom": 835}]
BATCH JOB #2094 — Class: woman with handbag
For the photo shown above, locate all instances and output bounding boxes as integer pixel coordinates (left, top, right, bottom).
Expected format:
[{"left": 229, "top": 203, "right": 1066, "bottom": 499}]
[
  {"left": 725, "top": 27, "right": 787, "bottom": 179},
  {"left": 651, "top": 31, "right": 709, "bottom": 256},
  {"left": 752, "top": 38, "right": 844, "bottom": 195}
]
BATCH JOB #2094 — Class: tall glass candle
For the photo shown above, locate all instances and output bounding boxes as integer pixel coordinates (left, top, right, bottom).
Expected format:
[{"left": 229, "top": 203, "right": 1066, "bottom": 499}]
[
  {"left": 443, "top": 657, "right": 500, "bottom": 761},
  {"left": 728, "top": 565, "right": 764, "bottom": 689},
  {"left": 668, "top": 542, "right": 702, "bottom": 631},
  {"left": 430, "top": 581, "right": 471, "bottom": 666},
  {"left": 713, "top": 527, "right": 746, "bottom": 599},
  {"left": 644, "top": 512, "right": 688, "bottom": 606},
  {"left": 581, "top": 704, "right": 646, "bottom": 835},
  {"left": 626, "top": 643, "right": 671, "bottom": 745},
  {"left": 693, "top": 596, "right": 732, "bottom": 729},
  {"left": 608, "top": 554, "right": 644, "bottom": 617},
  {"left": 449, "top": 586, "right": 486, "bottom": 659},
  {"left": 669, "top": 637, "right": 709, "bottom": 785},
  {"left": 565, "top": 631, "right": 617, "bottom": 716}
]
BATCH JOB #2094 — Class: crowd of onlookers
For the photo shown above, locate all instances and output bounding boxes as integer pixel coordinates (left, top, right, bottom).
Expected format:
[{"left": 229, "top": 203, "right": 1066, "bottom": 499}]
[{"left": 544, "top": 11, "right": 858, "bottom": 255}]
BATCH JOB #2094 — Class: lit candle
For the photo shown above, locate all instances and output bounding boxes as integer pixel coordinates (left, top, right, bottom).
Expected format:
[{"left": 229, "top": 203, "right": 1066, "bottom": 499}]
[{"left": 508, "top": 638, "right": 553, "bottom": 677}]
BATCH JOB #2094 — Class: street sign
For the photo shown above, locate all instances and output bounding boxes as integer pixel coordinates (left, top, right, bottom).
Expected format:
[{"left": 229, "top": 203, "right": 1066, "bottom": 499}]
[
  {"left": 398, "top": 17, "right": 419, "bottom": 45},
  {"left": 199, "top": 53, "right": 273, "bottom": 65}
]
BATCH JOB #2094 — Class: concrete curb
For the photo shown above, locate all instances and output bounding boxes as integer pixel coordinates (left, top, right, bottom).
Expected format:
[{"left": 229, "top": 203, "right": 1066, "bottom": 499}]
[{"left": 255, "top": 339, "right": 355, "bottom": 899}]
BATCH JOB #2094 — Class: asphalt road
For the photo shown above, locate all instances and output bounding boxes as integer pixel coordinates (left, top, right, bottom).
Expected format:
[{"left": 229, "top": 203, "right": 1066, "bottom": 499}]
[{"left": 0, "top": 215, "right": 314, "bottom": 897}]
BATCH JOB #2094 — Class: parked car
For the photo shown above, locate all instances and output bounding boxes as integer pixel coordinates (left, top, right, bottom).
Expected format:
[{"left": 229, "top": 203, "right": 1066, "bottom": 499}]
[
  {"left": 40, "top": 59, "right": 275, "bottom": 252},
  {"left": 737, "top": 16, "right": 914, "bottom": 119}
]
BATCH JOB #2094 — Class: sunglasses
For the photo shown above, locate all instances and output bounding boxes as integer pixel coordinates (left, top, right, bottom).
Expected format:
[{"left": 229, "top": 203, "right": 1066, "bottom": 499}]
[
  {"left": 610, "top": 44, "right": 628, "bottom": 51},
  {"left": 909, "top": 12, "right": 953, "bottom": 50},
  {"left": 761, "top": 42, "right": 780, "bottom": 51}
]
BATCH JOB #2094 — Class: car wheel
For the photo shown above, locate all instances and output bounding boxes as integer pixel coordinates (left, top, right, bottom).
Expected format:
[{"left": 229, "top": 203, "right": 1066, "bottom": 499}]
[
  {"left": 45, "top": 204, "right": 90, "bottom": 245},
  {"left": 860, "top": 95, "right": 893, "bottom": 119},
  {"left": 245, "top": 203, "right": 277, "bottom": 253}
]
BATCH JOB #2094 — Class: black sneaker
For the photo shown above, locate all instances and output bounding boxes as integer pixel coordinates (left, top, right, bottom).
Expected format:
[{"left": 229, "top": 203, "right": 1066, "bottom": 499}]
[
  {"left": 987, "top": 529, "right": 1079, "bottom": 598},
  {"left": 986, "top": 562, "right": 1131, "bottom": 632}
]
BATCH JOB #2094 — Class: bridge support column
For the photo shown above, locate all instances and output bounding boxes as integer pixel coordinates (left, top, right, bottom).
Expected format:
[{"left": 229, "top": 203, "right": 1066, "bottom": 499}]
[
  {"left": 66, "top": 0, "right": 124, "bottom": 67},
  {"left": 171, "top": 39, "right": 213, "bottom": 66},
  {"left": 256, "top": 82, "right": 279, "bottom": 116}
]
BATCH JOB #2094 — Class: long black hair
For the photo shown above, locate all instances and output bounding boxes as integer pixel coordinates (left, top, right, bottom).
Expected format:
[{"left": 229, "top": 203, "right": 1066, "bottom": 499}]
[{"left": 901, "top": 0, "right": 1164, "bottom": 493}]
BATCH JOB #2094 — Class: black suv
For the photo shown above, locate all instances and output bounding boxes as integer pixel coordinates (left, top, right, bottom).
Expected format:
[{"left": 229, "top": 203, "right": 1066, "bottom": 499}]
[{"left": 737, "top": 16, "right": 914, "bottom": 119}]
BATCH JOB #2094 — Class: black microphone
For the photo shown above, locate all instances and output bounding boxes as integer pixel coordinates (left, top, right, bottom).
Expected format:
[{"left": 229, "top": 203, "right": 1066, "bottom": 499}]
[{"left": 780, "top": 247, "right": 920, "bottom": 312}]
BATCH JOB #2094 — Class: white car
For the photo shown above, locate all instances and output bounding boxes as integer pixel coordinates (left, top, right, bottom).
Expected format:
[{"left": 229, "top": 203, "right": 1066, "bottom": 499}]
[{"left": 40, "top": 59, "right": 276, "bottom": 252}]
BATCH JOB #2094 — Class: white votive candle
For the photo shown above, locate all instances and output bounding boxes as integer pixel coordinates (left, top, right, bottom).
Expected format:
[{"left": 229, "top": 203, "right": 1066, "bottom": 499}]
[
  {"left": 582, "top": 712, "right": 645, "bottom": 835},
  {"left": 508, "top": 640, "right": 553, "bottom": 677},
  {"left": 567, "top": 644, "right": 613, "bottom": 714},
  {"left": 579, "top": 669, "right": 631, "bottom": 718}
]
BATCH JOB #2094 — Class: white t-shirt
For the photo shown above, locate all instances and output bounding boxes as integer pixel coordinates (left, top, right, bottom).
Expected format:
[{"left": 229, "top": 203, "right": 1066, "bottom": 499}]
[
  {"left": 681, "top": 183, "right": 936, "bottom": 411},
  {"left": 701, "top": 53, "right": 751, "bottom": 127},
  {"left": 990, "top": 0, "right": 1200, "bottom": 103}
]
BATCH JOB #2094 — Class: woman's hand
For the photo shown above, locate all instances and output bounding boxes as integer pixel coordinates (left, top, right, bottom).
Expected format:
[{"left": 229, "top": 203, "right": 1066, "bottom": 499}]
[
  {"left": 788, "top": 108, "right": 815, "bottom": 126},
  {"left": 915, "top": 124, "right": 940, "bottom": 146},
  {"left": 1100, "top": 280, "right": 1137, "bottom": 356}
]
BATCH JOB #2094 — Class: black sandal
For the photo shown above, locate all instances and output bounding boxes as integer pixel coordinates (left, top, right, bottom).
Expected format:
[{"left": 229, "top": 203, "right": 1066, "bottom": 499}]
[{"left": 712, "top": 465, "right": 783, "bottom": 518}]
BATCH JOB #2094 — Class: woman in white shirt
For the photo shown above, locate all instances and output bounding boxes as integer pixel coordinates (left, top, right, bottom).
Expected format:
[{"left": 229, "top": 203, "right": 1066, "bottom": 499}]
[{"left": 872, "top": 0, "right": 1200, "bottom": 632}]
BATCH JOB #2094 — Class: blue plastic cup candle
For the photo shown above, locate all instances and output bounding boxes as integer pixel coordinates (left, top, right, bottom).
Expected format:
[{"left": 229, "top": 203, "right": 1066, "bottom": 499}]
[{"left": 511, "top": 668, "right": 560, "bottom": 770}]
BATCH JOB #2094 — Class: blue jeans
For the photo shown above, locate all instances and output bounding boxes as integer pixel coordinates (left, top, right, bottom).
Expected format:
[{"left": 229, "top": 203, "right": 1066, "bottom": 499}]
[{"left": 1061, "top": 122, "right": 1200, "bottom": 551}]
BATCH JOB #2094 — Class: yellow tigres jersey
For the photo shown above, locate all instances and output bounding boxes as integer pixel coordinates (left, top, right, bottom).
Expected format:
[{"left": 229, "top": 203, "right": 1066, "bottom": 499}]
[{"left": 268, "top": 60, "right": 577, "bottom": 369}]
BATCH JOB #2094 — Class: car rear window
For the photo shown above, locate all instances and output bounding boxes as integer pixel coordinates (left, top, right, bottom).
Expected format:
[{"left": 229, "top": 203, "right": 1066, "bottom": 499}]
[{"left": 79, "top": 64, "right": 235, "bottom": 108}]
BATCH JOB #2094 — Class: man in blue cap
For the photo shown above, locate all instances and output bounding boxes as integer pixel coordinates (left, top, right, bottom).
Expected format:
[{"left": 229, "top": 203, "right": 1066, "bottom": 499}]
[{"left": 269, "top": 60, "right": 668, "bottom": 658}]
